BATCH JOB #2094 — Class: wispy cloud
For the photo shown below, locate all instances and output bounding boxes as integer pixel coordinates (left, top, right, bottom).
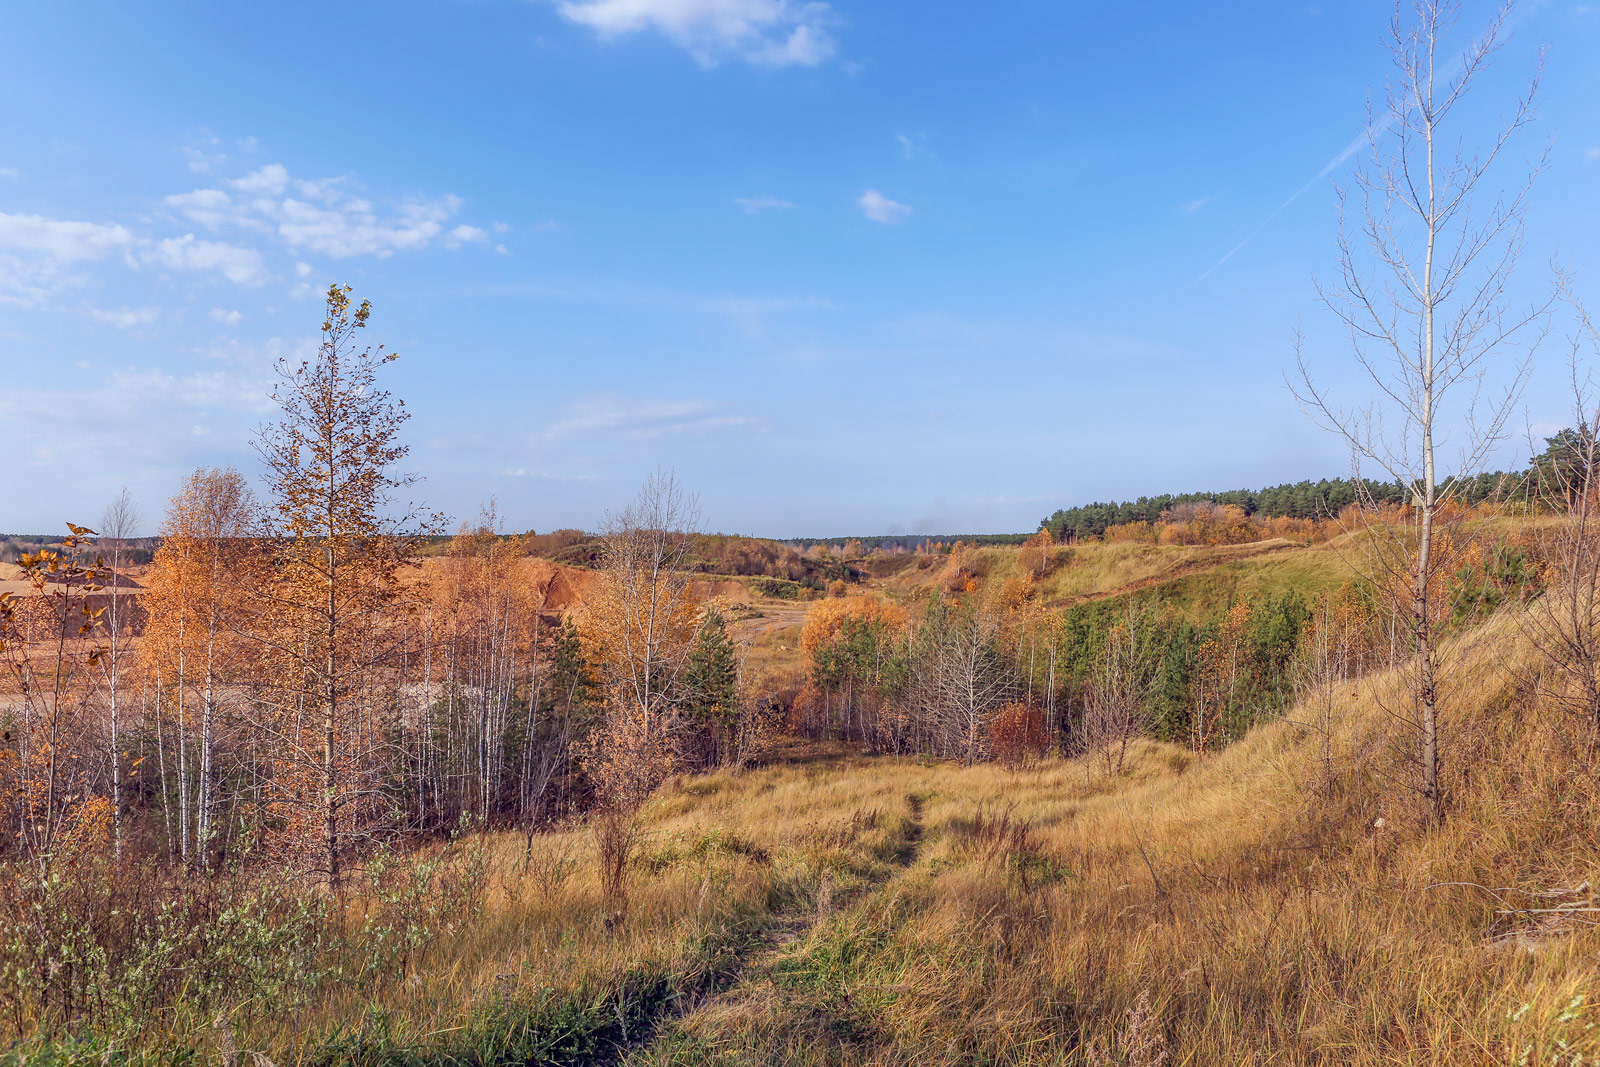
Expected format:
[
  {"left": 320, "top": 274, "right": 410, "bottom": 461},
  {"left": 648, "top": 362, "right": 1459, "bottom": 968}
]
[
  {"left": 543, "top": 395, "right": 759, "bottom": 440},
  {"left": 552, "top": 0, "right": 837, "bottom": 67},
  {"left": 0, "top": 364, "right": 275, "bottom": 472},
  {"left": 0, "top": 168, "right": 18, "bottom": 180},
  {"left": 858, "top": 189, "right": 912, "bottom": 224},
  {"left": 166, "top": 163, "right": 485, "bottom": 259},
  {"left": 0, "top": 212, "right": 135, "bottom": 261},
  {"left": 1182, "top": 195, "right": 1215, "bottom": 214},
  {"left": 444, "top": 224, "right": 489, "bottom": 248},
  {"left": 209, "top": 308, "right": 243, "bottom": 326},
  {"left": 501, "top": 467, "right": 600, "bottom": 481},
  {"left": 1195, "top": 4, "right": 1537, "bottom": 283},
  {"left": 147, "top": 234, "right": 265, "bottom": 284},
  {"left": 91, "top": 306, "right": 161, "bottom": 329},
  {"left": 1586, "top": 146, "right": 1600, "bottom": 162},
  {"left": 183, "top": 133, "right": 228, "bottom": 174},
  {"left": 734, "top": 195, "right": 797, "bottom": 213},
  {"left": 896, "top": 133, "right": 932, "bottom": 160}
]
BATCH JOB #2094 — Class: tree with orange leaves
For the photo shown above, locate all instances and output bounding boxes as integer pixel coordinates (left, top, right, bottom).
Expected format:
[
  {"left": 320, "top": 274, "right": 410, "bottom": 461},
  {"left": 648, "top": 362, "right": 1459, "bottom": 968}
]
[
  {"left": 0, "top": 524, "right": 109, "bottom": 867},
  {"left": 1022, "top": 526, "right": 1053, "bottom": 575},
  {"left": 577, "top": 471, "right": 702, "bottom": 909},
  {"left": 1192, "top": 603, "right": 1252, "bottom": 754},
  {"left": 800, "top": 595, "right": 907, "bottom": 747},
  {"left": 250, "top": 284, "right": 434, "bottom": 890},
  {"left": 140, "top": 467, "right": 257, "bottom": 869}
]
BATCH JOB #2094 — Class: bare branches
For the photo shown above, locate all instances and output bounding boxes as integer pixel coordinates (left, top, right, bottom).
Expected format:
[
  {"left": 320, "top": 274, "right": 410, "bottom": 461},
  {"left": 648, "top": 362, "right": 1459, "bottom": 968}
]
[{"left": 1290, "top": 0, "right": 1547, "bottom": 825}]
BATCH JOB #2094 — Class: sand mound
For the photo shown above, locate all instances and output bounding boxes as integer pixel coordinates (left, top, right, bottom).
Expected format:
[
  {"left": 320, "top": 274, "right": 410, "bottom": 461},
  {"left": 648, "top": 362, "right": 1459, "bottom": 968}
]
[{"left": 514, "top": 558, "right": 595, "bottom": 610}]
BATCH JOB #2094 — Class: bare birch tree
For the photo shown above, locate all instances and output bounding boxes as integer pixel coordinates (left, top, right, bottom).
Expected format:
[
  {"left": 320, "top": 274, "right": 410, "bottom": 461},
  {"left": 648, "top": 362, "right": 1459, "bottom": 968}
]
[
  {"left": 98, "top": 488, "right": 140, "bottom": 861},
  {"left": 1292, "top": 0, "right": 1546, "bottom": 824},
  {"left": 579, "top": 470, "right": 702, "bottom": 908},
  {"left": 1078, "top": 609, "right": 1148, "bottom": 776},
  {"left": 927, "top": 600, "right": 1015, "bottom": 764}
]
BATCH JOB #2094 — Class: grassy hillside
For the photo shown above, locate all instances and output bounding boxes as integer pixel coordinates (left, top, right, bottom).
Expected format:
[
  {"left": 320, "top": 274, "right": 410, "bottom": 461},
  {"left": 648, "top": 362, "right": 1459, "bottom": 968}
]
[
  {"left": 485, "top": 623, "right": 1600, "bottom": 1064},
  {"left": 18, "top": 614, "right": 1593, "bottom": 1065},
  {"left": 861, "top": 536, "right": 1351, "bottom": 617},
  {"left": 12, "top": 530, "right": 1583, "bottom": 1065}
]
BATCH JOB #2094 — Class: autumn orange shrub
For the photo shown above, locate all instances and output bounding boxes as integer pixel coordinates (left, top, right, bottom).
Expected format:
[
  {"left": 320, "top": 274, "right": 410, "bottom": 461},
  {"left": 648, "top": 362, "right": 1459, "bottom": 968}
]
[
  {"left": 986, "top": 702, "right": 1049, "bottom": 767},
  {"left": 799, "top": 596, "right": 908, "bottom": 660},
  {"left": 1103, "top": 521, "right": 1158, "bottom": 544},
  {"left": 1105, "top": 505, "right": 1344, "bottom": 547}
]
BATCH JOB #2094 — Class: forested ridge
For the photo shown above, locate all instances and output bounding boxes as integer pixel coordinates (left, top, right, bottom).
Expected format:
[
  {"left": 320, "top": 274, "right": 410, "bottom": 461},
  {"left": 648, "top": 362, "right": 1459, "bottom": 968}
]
[{"left": 1039, "top": 469, "right": 1529, "bottom": 542}]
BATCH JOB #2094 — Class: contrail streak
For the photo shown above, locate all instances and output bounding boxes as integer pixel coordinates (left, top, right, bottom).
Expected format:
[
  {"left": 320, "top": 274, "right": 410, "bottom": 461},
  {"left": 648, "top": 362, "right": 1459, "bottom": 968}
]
[
  {"left": 1194, "top": 0, "right": 1541, "bottom": 284},
  {"left": 1195, "top": 120, "right": 1387, "bottom": 284}
]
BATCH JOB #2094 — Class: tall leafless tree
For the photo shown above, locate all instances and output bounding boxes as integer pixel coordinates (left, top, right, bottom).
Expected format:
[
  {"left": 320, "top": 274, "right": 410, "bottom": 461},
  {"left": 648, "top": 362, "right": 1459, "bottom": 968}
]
[
  {"left": 1077, "top": 608, "right": 1148, "bottom": 776},
  {"left": 926, "top": 601, "right": 1015, "bottom": 764},
  {"left": 1293, "top": 0, "right": 1546, "bottom": 825}
]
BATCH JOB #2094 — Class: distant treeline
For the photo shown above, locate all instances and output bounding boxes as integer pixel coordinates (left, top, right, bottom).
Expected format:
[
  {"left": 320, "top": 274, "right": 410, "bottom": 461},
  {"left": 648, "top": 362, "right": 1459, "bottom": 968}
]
[
  {"left": 780, "top": 533, "right": 1033, "bottom": 553},
  {"left": 1039, "top": 471, "right": 1523, "bottom": 542},
  {"left": 1, "top": 534, "right": 160, "bottom": 566}
]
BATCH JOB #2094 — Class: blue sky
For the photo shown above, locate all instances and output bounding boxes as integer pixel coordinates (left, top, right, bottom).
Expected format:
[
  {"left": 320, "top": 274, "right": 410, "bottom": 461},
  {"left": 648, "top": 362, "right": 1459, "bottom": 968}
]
[{"left": 2, "top": 1, "right": 1597, "bottom": 537}]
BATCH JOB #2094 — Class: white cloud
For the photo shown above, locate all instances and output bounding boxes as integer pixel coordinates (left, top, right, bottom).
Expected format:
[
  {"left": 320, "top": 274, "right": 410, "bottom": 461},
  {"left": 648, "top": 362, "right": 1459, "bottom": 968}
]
[
  {"left": 0, "top": 254, "right": 71, "bottom": 307},
  {"left": 0, "top": 212, "right": 135, "bottom": 261},
  {"left": 858, "top": 189, "right": 912, "bottom": 224},
  {"left": 210, "top": 307, "right": 243, "bottom": 325},
  {"left": 553, "top": 0, "right": 836, "bottom": 67},
  {"left": 0, "top": 168, "right": 17, "bottom": 179},
  {"left": 163, "top": 188, "right": 239, "bottom": 232},
  {"left": 444, "top": 224, "right": 489, "bottom": 248},
  {"left": 168, "top": 164, "right": 478, "bottom": 259},
  {"left": 148, "top": 234, "right": 265, "bottom": 284},
  {"left": 0, "top": 213, "right": 137, "bottom": 304},
  {"left": 1586, "top": 146, "right": 1600, "bottom": 162},
  {"left": 734, "top": 195, "right": 797, "bottom": 213},
  {"left": 1183, "top": 195, "right": 1215, "bottom": 214},
  {"left": 279, "top": 196, "right": 458, "bottom": 257},
  {"left": 91, "top": 307, "right": 160, "bottom": 329},
  {"left": 0, "top": 364, "right": 275, "bottom": 473},
  {"left": 232, "top": 162, "right": 290, "bottom": 195}
]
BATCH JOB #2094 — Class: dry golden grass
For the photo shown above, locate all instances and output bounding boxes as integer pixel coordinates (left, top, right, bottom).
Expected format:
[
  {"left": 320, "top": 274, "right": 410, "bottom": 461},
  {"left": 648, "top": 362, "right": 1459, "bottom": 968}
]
[
  {"left": 622, "top": 615, "right": 1600, "bottom": 1065},
  {"left": 41, "top": 610, "right": 1597, "bottom": 1065},
  {"left": 873, "top": 540, "right": 1328, "bottom": 614},
  {"left": 224, "top": 740, "right": 922, "bottom": 1064}
]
